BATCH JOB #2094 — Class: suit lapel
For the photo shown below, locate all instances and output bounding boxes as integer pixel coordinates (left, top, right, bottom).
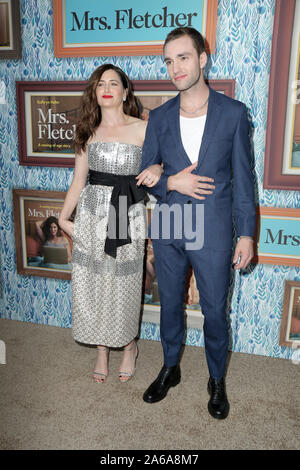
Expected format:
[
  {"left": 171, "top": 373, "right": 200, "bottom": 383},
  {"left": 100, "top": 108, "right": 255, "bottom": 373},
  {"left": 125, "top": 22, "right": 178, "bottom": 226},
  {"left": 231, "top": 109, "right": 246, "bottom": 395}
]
[
  {"left": 166, "top": 94, "right": 193, "bottom": 167},
  {"left": 165, "top": 87, "right": 223, "bottom": 169},
  {"left": 197, "top": 87, "right": 222, "bottom": 169}
]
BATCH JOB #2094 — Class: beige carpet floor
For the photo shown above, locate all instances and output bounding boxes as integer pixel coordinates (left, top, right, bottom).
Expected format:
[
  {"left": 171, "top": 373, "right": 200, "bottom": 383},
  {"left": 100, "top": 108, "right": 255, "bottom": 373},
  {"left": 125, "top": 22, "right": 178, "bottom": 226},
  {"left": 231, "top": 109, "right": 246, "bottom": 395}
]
[{"left": 0, "top": 318, "right": 299, "bottom": 450}]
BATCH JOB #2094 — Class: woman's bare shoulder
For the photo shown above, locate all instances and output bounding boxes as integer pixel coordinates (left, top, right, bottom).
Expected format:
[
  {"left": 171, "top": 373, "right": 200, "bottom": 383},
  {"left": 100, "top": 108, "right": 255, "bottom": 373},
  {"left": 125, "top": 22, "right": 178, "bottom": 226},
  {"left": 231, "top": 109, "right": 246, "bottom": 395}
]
[
  {"left": 125, "top": 117, "right": 147, "bottom": 142},
  {"left": 138, "top": 118, "right": 147, "bottom": 130},
  {"left": 130, "top": 117, "right": 147, "bottom": 134},
  {"left": 127, "top": 116, "right": 147, "bottom": 127}
]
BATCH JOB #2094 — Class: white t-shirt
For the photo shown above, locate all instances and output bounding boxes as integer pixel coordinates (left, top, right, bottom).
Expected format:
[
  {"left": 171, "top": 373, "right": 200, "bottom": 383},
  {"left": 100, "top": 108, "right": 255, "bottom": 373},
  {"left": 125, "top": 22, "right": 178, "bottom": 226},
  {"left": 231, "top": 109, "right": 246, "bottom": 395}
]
[{"left": 180, "top": 114, "right": 207, "bottom": 163}]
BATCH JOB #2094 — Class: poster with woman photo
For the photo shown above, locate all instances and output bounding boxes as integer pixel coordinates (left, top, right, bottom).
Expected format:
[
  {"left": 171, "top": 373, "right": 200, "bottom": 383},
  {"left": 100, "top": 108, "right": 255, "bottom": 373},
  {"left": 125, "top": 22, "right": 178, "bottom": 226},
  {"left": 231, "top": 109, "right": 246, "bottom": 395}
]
[
  {"left": 280, "top": 281, "right": 300, "bottom": 348},
  {"left": 13, "top": 189, "right": 74, "bottom": 279}
]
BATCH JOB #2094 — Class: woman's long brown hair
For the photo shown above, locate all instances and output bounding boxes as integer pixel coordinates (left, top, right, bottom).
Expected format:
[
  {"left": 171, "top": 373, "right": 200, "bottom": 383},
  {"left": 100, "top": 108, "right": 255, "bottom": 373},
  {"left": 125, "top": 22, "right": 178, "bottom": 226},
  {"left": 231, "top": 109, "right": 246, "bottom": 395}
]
[{"left": 74, "top": 64, "right": 140, "bottom": 154}]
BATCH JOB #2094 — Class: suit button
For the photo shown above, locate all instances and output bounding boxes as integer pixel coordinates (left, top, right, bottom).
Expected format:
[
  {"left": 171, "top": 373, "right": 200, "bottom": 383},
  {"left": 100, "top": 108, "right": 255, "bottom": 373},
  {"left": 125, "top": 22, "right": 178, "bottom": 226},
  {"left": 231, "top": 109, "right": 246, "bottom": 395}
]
[{"left": 187, "top": 200, "right": 192, "bottom": 204}]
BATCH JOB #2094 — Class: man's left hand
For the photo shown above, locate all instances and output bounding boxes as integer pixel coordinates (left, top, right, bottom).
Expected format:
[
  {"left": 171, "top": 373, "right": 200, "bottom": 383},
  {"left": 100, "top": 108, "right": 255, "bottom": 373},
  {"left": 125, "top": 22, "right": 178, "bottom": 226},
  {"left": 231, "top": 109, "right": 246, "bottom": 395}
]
[{"left": 232, "top": 238, "right": 254, "bottom": 270}]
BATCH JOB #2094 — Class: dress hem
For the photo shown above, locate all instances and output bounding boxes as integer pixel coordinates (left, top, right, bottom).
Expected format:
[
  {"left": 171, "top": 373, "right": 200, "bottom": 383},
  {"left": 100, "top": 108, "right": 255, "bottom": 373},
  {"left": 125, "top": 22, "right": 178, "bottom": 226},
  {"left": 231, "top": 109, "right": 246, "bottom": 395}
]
[{"left": 72, "top": 333, "right": 138, "bottom": 349}]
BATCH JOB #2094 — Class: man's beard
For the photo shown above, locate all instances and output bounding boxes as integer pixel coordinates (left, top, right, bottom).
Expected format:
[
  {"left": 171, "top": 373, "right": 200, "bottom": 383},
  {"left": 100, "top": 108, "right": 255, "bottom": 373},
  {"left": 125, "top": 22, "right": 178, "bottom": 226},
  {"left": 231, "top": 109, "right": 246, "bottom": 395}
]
[{"left": 174, "top": 68, "right": 202, "bottom": 92}]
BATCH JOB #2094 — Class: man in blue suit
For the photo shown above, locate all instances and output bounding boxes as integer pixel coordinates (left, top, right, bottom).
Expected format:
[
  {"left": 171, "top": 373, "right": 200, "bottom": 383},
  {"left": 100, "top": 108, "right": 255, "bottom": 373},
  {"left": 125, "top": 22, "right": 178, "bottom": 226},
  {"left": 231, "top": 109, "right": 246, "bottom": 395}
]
[{"left": 137, "top": 27, "right": 256, "bottom": 419}]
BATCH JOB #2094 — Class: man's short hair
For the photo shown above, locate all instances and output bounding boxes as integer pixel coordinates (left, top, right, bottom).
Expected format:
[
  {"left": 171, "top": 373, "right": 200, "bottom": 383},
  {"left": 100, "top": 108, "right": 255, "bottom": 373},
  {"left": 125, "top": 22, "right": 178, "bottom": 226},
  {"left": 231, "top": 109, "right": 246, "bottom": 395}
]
[{"left": 164, "top": 27, "right": 206, "bottom": 56}]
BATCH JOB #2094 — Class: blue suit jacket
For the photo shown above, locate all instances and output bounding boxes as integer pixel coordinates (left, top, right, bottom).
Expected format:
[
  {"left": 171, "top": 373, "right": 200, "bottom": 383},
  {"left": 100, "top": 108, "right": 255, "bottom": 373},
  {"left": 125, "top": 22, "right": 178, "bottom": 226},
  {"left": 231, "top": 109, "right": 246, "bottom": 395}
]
[{"left": 141, "top": 88, "right": 256, "bottom": 250}]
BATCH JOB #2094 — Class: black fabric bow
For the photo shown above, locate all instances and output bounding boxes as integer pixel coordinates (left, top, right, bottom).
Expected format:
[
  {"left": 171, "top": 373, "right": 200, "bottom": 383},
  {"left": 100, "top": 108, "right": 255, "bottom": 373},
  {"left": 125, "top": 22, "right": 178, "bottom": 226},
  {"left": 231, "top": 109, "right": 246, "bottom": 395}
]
[{"left": 88, "top": 170, "right": 147, "bottom": 258}]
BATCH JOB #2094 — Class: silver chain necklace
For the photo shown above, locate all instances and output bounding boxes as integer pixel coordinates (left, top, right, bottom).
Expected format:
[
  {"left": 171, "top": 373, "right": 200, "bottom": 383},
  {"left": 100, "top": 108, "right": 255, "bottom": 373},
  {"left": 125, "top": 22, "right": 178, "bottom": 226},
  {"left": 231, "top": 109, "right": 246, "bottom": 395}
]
[{"left": 180, "top": 95, "right": 209, "bottom": 115}]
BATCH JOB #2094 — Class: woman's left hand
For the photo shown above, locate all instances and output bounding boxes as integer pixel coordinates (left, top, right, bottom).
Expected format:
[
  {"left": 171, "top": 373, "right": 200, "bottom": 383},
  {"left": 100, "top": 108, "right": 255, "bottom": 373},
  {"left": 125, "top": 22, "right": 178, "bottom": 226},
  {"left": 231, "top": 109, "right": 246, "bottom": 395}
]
[{"left": 136, "top": 164, "right": 163, "bottom": 187}]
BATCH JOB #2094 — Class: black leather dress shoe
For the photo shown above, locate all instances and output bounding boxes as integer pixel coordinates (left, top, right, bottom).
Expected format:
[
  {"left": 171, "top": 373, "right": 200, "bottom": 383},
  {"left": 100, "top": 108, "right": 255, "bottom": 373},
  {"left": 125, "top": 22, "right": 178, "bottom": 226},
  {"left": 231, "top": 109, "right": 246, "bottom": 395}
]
[
  {"left": 143, "top": 365, "right": 181, "bottom": 403},
  {"left": 207, "top": 377, "right": 230, "bottom": 419}
]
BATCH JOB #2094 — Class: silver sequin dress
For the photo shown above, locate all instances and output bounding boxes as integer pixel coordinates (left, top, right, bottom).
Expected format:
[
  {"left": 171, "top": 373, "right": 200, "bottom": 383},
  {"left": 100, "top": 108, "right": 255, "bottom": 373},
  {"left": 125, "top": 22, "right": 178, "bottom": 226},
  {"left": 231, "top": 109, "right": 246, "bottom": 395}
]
[{"left": 71, "top": 142, "right": 146, "bottom": 347}]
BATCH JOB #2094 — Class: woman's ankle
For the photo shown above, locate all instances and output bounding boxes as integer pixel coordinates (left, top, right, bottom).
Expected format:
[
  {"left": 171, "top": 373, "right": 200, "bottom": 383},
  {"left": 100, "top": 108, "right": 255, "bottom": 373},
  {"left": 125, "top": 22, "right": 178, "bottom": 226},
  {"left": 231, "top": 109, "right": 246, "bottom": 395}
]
[{"left": 123, "top": 340, "right": 136, "bottom": 351}]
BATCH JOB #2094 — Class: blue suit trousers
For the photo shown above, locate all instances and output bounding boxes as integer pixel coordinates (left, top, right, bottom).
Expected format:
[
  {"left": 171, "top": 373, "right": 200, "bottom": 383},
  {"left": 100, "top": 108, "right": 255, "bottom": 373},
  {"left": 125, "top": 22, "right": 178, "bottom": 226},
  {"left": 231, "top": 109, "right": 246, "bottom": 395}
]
[{"left": 152, "top": 239, "right": 232, "bottom": 380}]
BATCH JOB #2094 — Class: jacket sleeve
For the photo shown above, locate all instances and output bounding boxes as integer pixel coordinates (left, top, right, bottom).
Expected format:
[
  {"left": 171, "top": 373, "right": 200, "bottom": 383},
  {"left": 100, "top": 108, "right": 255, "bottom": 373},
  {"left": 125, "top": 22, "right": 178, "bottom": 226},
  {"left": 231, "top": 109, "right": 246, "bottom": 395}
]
[
  {"left": 231, "top": 104, "right": 256, "bottom": 237},
  {"left": 140, "top": 111, "right": 169, "bottom": 203}
]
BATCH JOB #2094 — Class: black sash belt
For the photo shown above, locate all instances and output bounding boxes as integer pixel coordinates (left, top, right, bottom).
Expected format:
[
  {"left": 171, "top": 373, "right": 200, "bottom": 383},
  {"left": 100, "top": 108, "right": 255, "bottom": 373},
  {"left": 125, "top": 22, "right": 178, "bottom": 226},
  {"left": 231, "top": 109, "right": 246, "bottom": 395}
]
[{"left": 88, "top": 170, "right": 146, "bottom": 258}]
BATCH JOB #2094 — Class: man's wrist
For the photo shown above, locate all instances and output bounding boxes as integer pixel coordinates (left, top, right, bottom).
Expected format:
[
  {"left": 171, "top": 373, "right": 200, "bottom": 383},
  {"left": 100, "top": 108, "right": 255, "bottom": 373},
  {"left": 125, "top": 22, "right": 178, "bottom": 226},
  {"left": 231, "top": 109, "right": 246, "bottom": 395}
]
[
  {"left": 239, "top": 236, "right": 254, "bottom": 242},
  {"left": 167, "top": 175, "right": 175, "bottom": 192}
]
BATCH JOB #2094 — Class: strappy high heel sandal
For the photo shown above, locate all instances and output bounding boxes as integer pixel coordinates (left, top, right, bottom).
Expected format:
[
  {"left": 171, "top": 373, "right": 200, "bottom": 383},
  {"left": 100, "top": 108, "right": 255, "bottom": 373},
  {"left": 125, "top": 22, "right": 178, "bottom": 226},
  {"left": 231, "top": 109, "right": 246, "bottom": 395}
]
[
  {"left": 93, "top": 346, "right": 109, "bottom": 383},
  {"left": 119, "top": 341, "right": 139, "bottom": 383}
]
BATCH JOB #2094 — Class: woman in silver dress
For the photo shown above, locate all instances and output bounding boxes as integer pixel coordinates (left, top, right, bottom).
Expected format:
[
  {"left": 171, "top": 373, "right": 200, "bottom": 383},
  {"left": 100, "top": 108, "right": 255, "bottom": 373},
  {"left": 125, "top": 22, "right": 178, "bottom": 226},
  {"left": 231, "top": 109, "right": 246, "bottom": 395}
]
[{"left": 59, "top": 64, "right": 161, "bottom": 383}]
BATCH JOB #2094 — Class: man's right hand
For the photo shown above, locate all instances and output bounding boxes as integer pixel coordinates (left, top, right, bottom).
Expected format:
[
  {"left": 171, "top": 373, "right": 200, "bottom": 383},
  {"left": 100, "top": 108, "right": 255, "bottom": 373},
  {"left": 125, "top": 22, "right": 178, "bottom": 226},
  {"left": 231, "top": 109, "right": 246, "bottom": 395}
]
[{"left": 167, "top": 162, "right": 215, "bottom": 200}]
